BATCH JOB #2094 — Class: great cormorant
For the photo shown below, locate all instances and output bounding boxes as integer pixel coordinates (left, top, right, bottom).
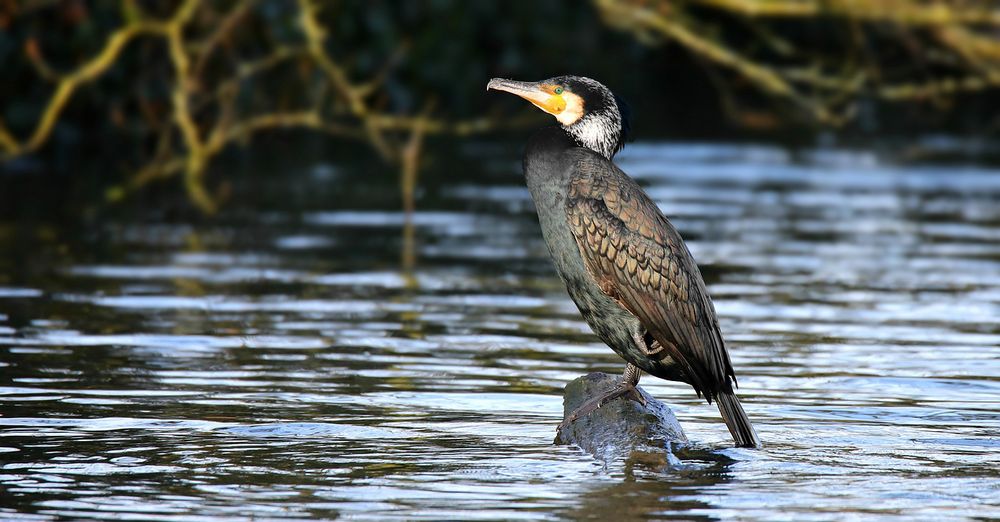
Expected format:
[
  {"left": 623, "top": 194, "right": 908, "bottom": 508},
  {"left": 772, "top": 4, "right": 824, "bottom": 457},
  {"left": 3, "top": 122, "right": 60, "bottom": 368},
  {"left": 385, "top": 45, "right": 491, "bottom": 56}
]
[{"left": 487, "top": 75, "right": 760, "bottom": 447}]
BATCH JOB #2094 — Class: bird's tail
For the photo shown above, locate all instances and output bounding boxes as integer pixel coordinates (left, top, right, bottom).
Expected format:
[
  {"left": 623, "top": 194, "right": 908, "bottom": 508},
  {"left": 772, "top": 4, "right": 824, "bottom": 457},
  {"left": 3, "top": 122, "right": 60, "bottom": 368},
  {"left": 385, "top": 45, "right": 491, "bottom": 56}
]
[{"left": 716, "top": 391, "right": 760, "bottom": 448}]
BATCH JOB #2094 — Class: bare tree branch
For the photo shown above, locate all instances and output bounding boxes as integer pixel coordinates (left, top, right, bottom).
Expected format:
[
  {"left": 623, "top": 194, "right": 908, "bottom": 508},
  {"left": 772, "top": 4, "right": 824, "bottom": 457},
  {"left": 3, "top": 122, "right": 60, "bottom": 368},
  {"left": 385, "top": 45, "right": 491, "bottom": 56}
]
[
  {"left": 2, "top": 1, "right": 508, "bottom": 213},
  {"left": 597, "top": 0, "right": 1000, "bottom": 125}
]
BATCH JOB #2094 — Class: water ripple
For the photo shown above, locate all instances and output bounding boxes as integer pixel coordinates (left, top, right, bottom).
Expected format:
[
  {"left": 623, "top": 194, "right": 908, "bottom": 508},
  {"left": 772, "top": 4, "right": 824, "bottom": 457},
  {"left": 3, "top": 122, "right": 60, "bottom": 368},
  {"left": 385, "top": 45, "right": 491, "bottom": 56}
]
[{"left": 2, "top": 143, "right": 999, "bottom": 520}]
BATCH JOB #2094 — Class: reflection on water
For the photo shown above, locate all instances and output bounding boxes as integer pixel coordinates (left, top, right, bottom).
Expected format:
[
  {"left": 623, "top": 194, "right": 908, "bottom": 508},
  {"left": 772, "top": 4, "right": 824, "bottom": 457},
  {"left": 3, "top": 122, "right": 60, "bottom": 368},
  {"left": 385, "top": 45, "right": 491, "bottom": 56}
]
[{"left": 1, "top": 142, "right": 999, "bottom": 520}]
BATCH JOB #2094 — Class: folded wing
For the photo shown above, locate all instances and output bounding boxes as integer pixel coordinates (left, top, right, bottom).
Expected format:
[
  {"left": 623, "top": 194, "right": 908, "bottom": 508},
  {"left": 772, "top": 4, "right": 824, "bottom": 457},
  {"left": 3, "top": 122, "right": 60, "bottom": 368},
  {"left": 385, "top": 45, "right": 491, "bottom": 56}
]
[{"left": 564, "top": 150, "right": 736, "bottom": 400}]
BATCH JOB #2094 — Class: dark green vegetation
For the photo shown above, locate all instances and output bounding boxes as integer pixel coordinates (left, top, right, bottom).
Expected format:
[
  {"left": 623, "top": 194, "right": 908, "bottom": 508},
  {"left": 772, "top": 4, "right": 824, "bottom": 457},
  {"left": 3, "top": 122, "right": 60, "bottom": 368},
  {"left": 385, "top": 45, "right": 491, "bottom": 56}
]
[{"left": 3, "top": 1, "right": 1000, "bottom": 214}]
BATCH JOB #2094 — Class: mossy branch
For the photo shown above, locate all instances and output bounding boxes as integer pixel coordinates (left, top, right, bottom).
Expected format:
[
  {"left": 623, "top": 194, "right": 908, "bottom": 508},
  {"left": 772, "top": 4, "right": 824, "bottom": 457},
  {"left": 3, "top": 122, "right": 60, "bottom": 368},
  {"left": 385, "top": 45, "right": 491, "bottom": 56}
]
[
  {"left": 597, "top": 0, "right": 1000, "bottom": 125},
  {"left": 1, "top": 19, "right": 173, "bottom": 158},
  {"left": 689, "top": 0, "right": 1000, "bottom": 26},
  {"left": 3, "top": 1, "right": 505, "bottom": 214}
]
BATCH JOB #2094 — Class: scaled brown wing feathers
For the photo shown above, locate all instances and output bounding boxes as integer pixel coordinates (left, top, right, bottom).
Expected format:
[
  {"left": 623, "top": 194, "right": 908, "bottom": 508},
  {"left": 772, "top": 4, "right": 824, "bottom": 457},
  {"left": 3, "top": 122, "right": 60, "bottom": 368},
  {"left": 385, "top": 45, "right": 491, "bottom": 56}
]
[{"left": 564, "top": 151, "right": 735, "bottom": 399}]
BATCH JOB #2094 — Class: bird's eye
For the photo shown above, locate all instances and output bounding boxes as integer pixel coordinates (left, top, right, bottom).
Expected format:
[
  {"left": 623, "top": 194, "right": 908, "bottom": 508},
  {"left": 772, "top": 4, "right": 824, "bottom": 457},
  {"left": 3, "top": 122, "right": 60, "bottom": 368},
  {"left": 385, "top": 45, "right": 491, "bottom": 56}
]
[{"left": 554, "top": 87, "right": 564, "bottom": 95}]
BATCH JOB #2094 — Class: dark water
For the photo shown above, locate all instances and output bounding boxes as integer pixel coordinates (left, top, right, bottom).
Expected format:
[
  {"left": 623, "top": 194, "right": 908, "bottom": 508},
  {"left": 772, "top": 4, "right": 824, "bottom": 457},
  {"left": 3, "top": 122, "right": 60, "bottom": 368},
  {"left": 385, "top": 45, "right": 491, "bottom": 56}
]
[{"left": 1, "top": 142, "right": 999, "bottom": 520}]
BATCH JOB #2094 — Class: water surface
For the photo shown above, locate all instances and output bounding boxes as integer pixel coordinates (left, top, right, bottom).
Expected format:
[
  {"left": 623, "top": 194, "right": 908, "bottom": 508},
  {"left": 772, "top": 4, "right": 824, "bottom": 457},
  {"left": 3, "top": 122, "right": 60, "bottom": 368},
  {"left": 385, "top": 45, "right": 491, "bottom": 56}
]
[{"left": 1, "top": 142, "right": 999, "bottom": 520}]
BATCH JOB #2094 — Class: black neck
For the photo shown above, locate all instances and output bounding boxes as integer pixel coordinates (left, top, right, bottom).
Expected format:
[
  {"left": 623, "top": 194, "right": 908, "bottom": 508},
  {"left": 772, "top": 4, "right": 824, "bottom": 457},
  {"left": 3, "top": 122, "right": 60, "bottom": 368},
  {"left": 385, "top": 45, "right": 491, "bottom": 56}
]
[{"left": 522, "top": 127, "right": 577, "bottom": 181}]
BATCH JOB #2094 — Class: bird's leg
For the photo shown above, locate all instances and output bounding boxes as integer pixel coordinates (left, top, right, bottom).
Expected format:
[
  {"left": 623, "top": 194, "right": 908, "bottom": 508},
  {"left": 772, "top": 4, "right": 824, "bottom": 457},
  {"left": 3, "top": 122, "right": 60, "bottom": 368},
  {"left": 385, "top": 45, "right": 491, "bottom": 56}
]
[
  {"left": 558, "top": 363, "right": 645, "bottom": 432},
  {"left": 621, "top": 362, "right": 645, "bottom": 400}
]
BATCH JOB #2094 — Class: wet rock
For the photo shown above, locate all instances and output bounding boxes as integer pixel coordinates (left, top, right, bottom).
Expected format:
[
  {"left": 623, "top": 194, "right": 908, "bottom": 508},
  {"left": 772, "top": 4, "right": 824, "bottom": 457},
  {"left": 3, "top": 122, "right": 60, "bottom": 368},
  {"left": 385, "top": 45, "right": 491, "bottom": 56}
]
[{"left": 555, "top": 372, "right": 687, "bottom": 467}]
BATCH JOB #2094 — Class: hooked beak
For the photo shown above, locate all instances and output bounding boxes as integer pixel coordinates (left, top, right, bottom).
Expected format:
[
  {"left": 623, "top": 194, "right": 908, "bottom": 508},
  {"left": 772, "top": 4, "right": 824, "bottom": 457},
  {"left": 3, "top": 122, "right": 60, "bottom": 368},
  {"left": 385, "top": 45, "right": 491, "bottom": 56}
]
[{"left": 487, "top": 78, "right": 565, "bottom": 116}]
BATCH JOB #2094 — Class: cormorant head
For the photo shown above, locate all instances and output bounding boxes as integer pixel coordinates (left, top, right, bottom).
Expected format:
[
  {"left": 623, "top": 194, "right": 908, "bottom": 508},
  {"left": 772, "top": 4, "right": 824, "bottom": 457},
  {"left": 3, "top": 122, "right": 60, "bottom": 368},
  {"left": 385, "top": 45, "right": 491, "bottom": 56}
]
[{"left": 487, "top": 75, "right": 631, "bottom": 159}]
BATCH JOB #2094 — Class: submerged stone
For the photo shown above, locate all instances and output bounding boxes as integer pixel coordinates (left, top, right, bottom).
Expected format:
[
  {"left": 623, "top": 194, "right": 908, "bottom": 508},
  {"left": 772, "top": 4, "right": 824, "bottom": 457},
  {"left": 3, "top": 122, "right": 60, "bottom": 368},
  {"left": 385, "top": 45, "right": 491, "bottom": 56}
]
[{"left": 555, "top": 372, "right": 687, "bottom": 468}]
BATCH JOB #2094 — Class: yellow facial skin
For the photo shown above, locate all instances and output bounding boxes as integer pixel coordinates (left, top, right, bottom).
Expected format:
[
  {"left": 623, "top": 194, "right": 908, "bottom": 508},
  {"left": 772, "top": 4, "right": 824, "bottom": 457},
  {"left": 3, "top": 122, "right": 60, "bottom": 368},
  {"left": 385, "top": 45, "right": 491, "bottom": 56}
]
[
  {"left": 530, "top": 84, "right": 567, "bottom": 114},
  {"left": 487, "top": 78, "right": 585, "bottom": 126}
]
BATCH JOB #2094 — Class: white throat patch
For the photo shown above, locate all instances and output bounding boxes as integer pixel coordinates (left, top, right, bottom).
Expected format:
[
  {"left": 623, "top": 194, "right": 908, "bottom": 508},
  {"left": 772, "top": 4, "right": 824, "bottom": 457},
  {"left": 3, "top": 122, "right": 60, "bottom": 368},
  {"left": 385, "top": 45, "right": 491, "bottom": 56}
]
[{"left": 565, "top": 107, "right": 622, "bottom": 160}]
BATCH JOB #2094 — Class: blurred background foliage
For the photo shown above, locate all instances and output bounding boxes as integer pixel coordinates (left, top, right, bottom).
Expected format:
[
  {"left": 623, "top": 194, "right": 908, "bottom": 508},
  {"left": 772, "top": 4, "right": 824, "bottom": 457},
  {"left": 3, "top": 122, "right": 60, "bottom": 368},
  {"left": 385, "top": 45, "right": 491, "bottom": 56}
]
[{"left": 1, "top": 0, "right": 999, "bottom": 215}]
